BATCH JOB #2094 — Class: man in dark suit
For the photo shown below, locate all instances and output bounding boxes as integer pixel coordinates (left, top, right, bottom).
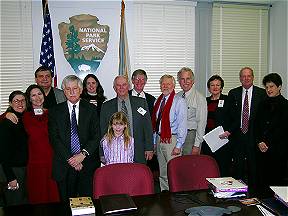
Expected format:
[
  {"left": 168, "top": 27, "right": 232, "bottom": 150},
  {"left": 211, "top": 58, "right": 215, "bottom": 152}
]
[
  {"left": 3, "top": 66, "right": 66, "bottom": 124},
  {"left": 100, "top": 75, "right": 154, "bottom": 164},
  {"left": 48, "top": 75, "right": 100, "bottom": 201},
  {"left": 223, "top": 67, "right": 266, "bottom": 195},
  {"left": 128, "top": 69, "right": 158, "bottom": 173},
  {"left": 128, "top": 69, "right": 156, "bottom": 116}
]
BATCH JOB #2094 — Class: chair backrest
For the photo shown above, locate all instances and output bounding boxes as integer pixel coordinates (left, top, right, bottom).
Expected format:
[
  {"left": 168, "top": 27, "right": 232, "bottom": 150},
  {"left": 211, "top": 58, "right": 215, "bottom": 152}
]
[
  {"left": 167, "top": 155, "right": 220, "bottom": 192},
  {"left": 93, "top": 163, "right": 154, "bottom": 199}
]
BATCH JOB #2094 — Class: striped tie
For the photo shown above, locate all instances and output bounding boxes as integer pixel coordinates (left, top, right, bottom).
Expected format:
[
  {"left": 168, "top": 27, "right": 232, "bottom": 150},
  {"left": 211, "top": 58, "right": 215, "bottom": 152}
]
[
  {"left": 121, "top": 100, "right": 131, "bottom": 132},
  {"left": 155, "top": 97, "right": 166, "bottom": 133},
  {"left": 71, "top": 104, "right": 81, "bottom": 154}
]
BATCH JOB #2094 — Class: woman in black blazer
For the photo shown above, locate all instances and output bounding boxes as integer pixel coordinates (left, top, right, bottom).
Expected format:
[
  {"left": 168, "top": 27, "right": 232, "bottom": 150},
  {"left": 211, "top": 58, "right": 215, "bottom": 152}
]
[
  {"left": 0, "top": 91, "right": 28, "bottom": 206},
  {"left": 201, "top": 75, "right": 232, "bottom": 177},
  {"left": 255, "top": 73, "right": 288, "bottom": 197}
]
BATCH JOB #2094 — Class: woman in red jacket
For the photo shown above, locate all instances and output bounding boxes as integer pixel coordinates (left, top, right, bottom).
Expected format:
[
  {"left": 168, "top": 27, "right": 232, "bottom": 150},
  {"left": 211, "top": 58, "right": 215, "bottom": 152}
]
[{"left": 23, "top": 84, "right": 59, "bottom": 204}]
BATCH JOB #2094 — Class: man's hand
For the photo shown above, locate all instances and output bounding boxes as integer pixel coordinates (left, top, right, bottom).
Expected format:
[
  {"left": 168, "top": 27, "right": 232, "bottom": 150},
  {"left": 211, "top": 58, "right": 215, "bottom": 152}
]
[
  {"left": 145, "top": 151, "right": 154, "bottom": 160},
  {"left": 191, "top": 146, "right": 200, "bottom": 155},
  {"left": 8, "top": 179, "right": 19, "bottom": 190},
  {"left": 68, "top": 153, "right": 85, "bottom": 168},
  {"left": 171, "top": 147, "right": 181, "bottom": 156},
  {"left": 6, "top": 112, "right": 18, "bottom": 124},
  {"left": 219, "top": 131, "right": 231, "bottom": 139},
  {"left": 74, "top": 163, "right": 83, "bottom": 171},
  {"left": 258, "top": 142, "right": 268, "bottom": 152}
]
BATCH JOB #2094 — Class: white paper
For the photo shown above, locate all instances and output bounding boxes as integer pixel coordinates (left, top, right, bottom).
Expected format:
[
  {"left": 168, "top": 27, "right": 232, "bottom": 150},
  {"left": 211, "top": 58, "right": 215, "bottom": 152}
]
[
  {"left": 256, "top": 205, "right": 275, "bottom": 216},
  {"left": 203, "top": 126, "right": 228, "bottom": 153},
  {"left": 270, "top": 186, "right": 288, "bottom": 202}
]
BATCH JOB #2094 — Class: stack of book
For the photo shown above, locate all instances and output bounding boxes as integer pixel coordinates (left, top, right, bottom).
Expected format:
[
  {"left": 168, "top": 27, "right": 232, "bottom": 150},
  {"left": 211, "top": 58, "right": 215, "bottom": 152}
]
[
  {"left": 270, "top": 186, "right": 288, "bottom": 207},
  {"left": 206, "top": 177, "right": 248, "bottom": 198},
  {"left": 69, "top": 197, "right": 95, "bottom": 216}
]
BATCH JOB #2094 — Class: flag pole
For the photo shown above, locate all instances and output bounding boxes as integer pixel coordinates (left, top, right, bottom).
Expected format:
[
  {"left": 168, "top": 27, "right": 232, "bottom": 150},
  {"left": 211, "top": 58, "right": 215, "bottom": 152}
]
[{"left": 118, "top": 0, "right": 131, "bottom": 80}]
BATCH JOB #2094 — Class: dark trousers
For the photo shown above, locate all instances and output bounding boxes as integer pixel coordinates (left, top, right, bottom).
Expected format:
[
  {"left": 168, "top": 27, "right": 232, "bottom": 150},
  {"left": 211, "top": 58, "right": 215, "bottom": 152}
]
[
  {"left": 0, "top": 166, "right": 28, "bottom": 206},
  {"left": 201, "top": 142, "right": 232, "bottom": 177},
  {"left": 231, "top": 131, "right": 258, "bottom": 196},
  {"left": 57, "top": 166, "right": 94, "bottom": 202}
]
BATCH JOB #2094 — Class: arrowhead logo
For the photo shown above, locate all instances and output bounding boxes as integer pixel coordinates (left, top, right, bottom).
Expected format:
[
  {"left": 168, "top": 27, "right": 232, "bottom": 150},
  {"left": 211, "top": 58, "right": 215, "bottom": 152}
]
[{"left": 58, "top": 14, "right": 110, "bottom": 77}]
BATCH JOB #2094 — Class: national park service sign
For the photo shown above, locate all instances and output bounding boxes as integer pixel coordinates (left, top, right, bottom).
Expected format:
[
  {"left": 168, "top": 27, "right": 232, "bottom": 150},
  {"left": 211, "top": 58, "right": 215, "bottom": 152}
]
[{"left": 58, "top": 14, "right": 110, "bottom": 78}]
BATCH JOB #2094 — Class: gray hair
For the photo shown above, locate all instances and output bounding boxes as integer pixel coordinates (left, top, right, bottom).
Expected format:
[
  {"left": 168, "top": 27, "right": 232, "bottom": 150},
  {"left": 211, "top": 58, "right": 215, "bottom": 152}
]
[
  {"left": 113, "top": 75, "right": 129, "bottom": 87},
  {"left": 177, "top": 67, "right": 195, "bottom": 82},
  {"left": 61, "top": 75, "right": 83, "bottom": 90},
  {"left": 159, "top": 74, "right": 176, "bottom": 85}
]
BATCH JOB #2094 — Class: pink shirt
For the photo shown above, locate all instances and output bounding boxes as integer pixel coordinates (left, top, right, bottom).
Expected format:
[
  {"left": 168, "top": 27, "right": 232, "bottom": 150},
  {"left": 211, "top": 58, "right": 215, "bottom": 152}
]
[{"left": 101, "top": 135, "right": 134, "bottom": 165}]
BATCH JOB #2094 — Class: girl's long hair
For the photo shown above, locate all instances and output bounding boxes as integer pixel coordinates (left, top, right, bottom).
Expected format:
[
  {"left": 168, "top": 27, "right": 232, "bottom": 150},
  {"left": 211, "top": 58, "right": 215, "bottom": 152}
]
[{"left": 106, "top": 112, "right": 131, "bottom": 149}]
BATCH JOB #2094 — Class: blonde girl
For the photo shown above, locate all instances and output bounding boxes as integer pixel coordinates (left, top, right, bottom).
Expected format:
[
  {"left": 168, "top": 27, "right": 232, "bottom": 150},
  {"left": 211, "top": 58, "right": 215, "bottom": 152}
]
[{"left": 101, "top": 112, "right": 134, "bottom": 165}]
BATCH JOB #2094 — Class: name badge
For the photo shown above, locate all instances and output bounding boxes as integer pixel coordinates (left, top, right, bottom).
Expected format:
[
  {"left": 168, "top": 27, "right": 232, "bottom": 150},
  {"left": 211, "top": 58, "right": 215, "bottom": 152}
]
[
  {"left": 34, "top": 108, "right": 43, "bottom": 115},
  {"left": 218, "top": 100, "right": 224, "bottom": 107},
  {"left": 137, "top": 107, "right": 147, "bottom": 116}
]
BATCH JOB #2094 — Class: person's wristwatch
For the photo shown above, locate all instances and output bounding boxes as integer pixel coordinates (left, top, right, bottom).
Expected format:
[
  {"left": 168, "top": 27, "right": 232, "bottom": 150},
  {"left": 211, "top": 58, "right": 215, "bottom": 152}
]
[{"left": 81, "top": 149, "right": 89, "bottom": 157}]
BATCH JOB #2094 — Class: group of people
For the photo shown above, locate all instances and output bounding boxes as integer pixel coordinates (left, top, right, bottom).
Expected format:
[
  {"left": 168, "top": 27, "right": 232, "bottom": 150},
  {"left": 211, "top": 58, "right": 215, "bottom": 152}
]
[{"left": 0, "top": 65, "right": 287, "bottom": 206}]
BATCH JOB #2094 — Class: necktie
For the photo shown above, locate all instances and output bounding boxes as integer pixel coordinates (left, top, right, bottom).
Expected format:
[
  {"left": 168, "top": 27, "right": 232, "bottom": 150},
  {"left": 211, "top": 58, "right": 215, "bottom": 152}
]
[
  {"left": 241, "top": 90, "right": 249, "bottom": 134},
  {"left": 182, "top": 92, "right": 186, "bottom": 98},
  {"left": 121, "top": 100, "right": 130, "bottom": 130},
  {"left": 71, "top": 104, "right": 81, "bottom": 154},
  {"left": 121, "top": 100, "right": 128, "bottom": 117},
  {"left": 155, "top": 97, "right": 166, "bottom": 133},
  {"left": 137, "top": 92, "right": 140, "bottom": 97}
]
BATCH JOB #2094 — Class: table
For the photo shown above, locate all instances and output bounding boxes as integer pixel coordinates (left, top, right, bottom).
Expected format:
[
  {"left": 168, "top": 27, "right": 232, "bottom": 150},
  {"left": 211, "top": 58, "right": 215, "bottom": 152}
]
[{"left": 0, "top": 190, "right": 262, "bottom": 216}]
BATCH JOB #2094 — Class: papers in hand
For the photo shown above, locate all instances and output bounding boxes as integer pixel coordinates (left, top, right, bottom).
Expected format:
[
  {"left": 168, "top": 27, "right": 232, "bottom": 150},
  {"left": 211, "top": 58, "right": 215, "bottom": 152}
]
[
  {"left": 203, "top": 126, "right": 228, "bottom": 153},
  {"left": 69, "top": 197, "right": 95, "bottom": 216}
]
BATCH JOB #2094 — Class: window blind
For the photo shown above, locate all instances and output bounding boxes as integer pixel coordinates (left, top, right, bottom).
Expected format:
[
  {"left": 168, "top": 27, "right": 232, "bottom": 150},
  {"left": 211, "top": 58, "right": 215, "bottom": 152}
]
[
  {"left": 133, "top": 2, "right": 196, "bottom": 97},
  {"left": 211, "top": 3, "right": 269, "bottom": 94},
  {"left": 0, "top": 1, "right": 34, "bottom": 113}
]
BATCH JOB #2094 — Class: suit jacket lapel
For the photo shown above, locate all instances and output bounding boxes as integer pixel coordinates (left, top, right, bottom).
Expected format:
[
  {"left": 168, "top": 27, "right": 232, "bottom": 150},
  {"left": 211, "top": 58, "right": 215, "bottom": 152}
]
[
  {"left": 62, "top": 103, "right": 71, "bottom": 148},
  {"left": 250, "top": 86, "right": 258, "bottom": 120},
  {"left": 78, "top": 100, "right": 87, "bottom": 140}
]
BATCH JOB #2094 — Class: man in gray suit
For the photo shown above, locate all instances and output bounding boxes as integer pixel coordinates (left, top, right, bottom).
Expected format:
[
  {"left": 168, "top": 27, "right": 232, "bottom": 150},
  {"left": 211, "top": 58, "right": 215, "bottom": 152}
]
[
  {"left": 35, "top": 66, "right": 66, "bottom": 108},
  {"left": 100, "top": 76, "right": 154, "bottom": 164}
]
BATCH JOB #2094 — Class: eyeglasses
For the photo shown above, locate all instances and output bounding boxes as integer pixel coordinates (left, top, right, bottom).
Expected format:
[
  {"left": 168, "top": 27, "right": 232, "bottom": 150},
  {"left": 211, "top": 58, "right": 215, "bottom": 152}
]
[{"left": 12, "top": 99, "right": 25, "bottom": 104}]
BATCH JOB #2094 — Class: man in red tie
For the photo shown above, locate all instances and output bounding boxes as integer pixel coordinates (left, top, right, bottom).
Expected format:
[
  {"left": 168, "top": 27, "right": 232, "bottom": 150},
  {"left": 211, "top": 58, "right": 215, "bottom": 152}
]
[
  {"left": 152, "top": 75, "right": 187, "bottom": 191},
  {"left": 223, "top": 67, "right": 266, "bottom": 196}
]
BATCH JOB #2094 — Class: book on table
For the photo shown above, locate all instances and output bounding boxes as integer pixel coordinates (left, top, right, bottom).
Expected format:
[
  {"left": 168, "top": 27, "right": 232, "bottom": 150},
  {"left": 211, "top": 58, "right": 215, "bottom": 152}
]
[
  {"left": 99, "top": 194, "right": 137, "bottom": 215},
  {"left": 69, "top": 197, "right": 95, "bottom": 216},
  {"left": 206, "top": 177, "right": 248, "bottom": 198},
  {"left": 206, "top": 177, "right": 248, "bottom": 192},
  {"left": 259, "top": 197, "right": 288, "bottom": 216},
  {"left": 270, "top": 186, "right": 288, "bottom": 207}
]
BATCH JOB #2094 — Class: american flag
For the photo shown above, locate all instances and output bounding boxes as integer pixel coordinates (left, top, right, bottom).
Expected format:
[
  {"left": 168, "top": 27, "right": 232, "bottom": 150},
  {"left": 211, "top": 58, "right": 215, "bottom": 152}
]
[{"left": 40, "top": 3, "right": 57, "bottom": 85}]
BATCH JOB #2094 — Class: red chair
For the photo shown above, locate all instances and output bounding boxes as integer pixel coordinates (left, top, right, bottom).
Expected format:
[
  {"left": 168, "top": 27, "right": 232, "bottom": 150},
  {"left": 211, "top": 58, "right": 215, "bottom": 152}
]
[
  {"left": 167, "top": 155, "right": 220, "bottom": 192},
  {"left": 93, "top": 163, "right": 154, "bottom": 199}
]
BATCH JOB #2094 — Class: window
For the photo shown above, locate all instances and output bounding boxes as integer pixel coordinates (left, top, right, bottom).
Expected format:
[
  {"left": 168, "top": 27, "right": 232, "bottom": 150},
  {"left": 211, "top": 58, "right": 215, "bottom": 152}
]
[
  {"left": 211, "top": 3, "right": 269, "bottom": 93},
  {"left": 0, "top": 1, "right": 34, "bottom": 113},
  {"left": 133, "top": 2, "right": 196, "bottom": 97}
]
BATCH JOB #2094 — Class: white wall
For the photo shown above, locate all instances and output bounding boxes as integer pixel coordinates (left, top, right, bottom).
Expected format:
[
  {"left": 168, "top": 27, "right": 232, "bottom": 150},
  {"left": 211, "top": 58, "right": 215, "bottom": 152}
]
[{"left": 269, "top": 0, "right": 288, "bottom": 98}]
